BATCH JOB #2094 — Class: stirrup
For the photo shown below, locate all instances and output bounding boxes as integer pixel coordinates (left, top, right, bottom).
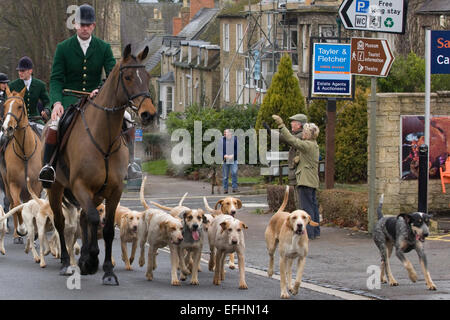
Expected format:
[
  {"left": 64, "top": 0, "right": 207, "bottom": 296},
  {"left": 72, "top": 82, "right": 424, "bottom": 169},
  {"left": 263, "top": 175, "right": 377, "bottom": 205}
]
[{"left": 39, "top": 165, "right": 56, "bottom": 186}]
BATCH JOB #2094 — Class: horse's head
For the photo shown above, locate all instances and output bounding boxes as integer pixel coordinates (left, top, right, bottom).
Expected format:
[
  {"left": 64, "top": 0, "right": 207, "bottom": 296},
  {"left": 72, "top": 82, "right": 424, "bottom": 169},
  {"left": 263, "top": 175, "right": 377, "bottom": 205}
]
[
  {"left": 2, "top": 86, "right": 28, "bottom": 138},
  {"left": 119, "top": 44, "right": 157, "bottom": 126}
]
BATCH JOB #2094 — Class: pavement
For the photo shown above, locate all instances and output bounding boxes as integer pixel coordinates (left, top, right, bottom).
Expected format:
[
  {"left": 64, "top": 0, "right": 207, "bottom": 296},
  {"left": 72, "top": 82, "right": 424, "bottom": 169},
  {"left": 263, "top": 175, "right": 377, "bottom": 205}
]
[{"left": 128, "top": 174, "right": 450, "bottom": 300}]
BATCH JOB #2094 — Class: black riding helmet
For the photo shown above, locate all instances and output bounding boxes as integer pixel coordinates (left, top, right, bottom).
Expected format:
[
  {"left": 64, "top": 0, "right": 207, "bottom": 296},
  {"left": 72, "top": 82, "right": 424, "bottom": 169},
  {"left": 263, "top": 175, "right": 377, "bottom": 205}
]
[
  {"left": 0, "top": 73, "right": 9, "bottom": 83},
  {"left": 76, "top": 4, "right": 95, "bottom": 25}
]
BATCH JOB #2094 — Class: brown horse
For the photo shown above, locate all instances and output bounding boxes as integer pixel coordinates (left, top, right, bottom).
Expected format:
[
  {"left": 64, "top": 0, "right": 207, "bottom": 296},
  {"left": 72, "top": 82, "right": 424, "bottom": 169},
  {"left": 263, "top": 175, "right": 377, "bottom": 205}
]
[
  {"left": 46, "top": 44, "right": 156, "bottom": 285},
  {"left": 0, "top": 86, "right": 43, "bottom": 241}
]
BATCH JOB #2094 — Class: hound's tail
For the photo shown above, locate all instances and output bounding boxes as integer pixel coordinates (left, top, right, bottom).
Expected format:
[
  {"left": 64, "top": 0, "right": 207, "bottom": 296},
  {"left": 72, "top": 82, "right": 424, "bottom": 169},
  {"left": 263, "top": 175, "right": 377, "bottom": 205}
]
[
  {"left": 178, "top": 192, "right": 188, "bottom": 206},
  {"left": 26, "top": 177, "right": 45, "bottom": 207},
  {"left": 149, "top": 201, "right": 172, "bottom": 212},
  {"left": 278, "top": 185, "right": 290, "bottom": 213},
  {"left": 203, "top": 197, "right": 216, "bottom": 214},
  {"left": 0, "top": 203, "right": 26, "bottom": 223},
  {"left": 140, "top": 176, "right": 150, "bottom": 210},
  {"left": 376, "top": 194, "right": 384, "bottom": 220}
]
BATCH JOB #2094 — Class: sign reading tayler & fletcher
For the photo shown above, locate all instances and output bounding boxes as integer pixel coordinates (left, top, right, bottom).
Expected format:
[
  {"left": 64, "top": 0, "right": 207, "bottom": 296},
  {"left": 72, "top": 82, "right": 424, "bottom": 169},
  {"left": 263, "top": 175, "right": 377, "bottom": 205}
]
[{"left": 350, "top": 37, "right": 394, "bottom": 77}]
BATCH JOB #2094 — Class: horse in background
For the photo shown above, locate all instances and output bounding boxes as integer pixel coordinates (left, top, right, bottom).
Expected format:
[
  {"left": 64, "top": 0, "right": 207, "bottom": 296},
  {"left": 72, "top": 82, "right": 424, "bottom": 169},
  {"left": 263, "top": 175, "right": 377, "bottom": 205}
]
[{"left": 0, "top": 86, "right": 43, "bottom": 242}]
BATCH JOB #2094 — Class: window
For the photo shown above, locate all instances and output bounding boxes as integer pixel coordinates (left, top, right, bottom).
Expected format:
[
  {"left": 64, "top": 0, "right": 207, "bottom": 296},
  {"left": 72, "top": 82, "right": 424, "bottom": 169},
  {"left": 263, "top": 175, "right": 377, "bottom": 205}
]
[
  {"left": 236, "top": 70, "right": 244, "bottom": 104},
  {"left": 223, "top": 23, "right": 230, "bottom": 52},
  {"left": 223, "top": 68, "right": 230, "bottom": 102},
  {"left": 236, "top": 24, "right": 243, "bottom": 53},
  {"left": 188, "top": 46, "right": 192, "bottom": 63},
  {"left": 166, "top": 86, "right": 173, "bottom": 115},
  {"left": 244, "top": 57, "right": 257, "bottom": 88}
]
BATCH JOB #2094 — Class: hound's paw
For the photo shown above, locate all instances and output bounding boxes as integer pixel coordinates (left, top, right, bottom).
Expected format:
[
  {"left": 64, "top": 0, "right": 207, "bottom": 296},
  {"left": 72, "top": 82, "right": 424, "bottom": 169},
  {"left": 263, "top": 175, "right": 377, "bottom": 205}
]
[
  {"left": 171, "top": 279, "right": 181, "bottom": 286},
  {"left": 213, "top": 278, "right": 221, "bottom": 286},
  {"left": 40, "top": 261, "right": 47, "bottom": 268},
  {"left": 125, "top": 264, "right": 133, "bottom": 271},
  {"left": 239, "top": 282, "right": 248, "bottom": 290},
  {"left": 146, "top": 272, "right": 153, "bottom": 281},
  {"left": 139, "top": 257, "right": 145, "bottom": 267},
  {"left": 0, "top": 248, "right": 5, "bottom": 255},
  {"left": 409, "top": 272, "right": 418, "bottom": 283},
  {"left": 280, "top": 292, "right": 290, "bottom": 299},
  {"left": 190, "top": 279, "right": 199, "bottom": 286},
  {"left": 228, "top": 263, "right": 236, "bottom": 270},
  {"left": 427, "top": 282, "right": 437, "bottom": 291},
  {"left": 389, "top": 280, "right": 399, "bottom": 287}
]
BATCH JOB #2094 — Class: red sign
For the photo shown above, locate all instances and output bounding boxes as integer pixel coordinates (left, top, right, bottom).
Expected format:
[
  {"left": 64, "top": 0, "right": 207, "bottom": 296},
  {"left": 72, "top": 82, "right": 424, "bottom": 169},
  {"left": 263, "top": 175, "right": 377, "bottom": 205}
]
[{"left": 350, "top": 37, "right": 394, "bottom": 77}]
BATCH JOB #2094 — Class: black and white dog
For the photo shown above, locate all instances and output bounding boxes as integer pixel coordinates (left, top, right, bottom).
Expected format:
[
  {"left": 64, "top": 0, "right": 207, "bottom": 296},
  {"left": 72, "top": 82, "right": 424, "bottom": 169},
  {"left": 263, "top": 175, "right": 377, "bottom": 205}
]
[{"left": 373, "top": 194, "right": 437, "bottom": 290}]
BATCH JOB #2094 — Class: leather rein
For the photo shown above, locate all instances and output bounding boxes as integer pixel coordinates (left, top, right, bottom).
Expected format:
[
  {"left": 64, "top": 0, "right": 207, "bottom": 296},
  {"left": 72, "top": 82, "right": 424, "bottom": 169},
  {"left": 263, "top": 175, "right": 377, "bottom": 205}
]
[{"left": 77, "top": 63, "right": 152, "bottom": 197}]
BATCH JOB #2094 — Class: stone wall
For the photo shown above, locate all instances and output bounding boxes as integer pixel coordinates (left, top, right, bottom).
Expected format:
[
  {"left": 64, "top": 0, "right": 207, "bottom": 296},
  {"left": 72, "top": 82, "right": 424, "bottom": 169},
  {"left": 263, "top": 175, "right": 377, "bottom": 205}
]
[{"left": 372, "top": 92, "right": 450, "bottom": 214}]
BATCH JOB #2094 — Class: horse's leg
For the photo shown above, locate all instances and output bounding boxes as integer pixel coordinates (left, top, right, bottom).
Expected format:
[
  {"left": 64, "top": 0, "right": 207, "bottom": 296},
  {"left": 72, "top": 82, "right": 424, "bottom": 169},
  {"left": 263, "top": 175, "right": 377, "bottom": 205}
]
[
  {"left": 48, "top": 184, "right": 71, "bottom": 275},
  {"left": 102, "top": 193, "right": 121, "bottom": 285},
  {"left": 9, "top": 183, "right": 24, "bottom": 241}
]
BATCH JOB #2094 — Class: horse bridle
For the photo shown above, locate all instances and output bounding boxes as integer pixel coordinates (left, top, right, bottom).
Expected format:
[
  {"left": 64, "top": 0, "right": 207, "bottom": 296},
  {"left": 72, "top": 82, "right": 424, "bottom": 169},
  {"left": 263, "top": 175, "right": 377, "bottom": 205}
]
[
  {"left": 3, "top": 95, "right": 27, "bottom": 130},
  {"left": 2, "top": 95, "right": 37, "bottom": 185},
  {"left": 81, "top": 63, "right": 152, "bottom": 197},
  {"left": 87, "top": 63, "right": 152, "bottom": 113}
]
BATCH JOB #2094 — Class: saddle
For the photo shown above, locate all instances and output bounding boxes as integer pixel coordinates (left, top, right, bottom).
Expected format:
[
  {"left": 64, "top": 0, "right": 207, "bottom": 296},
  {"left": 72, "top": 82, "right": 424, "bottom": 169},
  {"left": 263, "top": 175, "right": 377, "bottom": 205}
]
[{"left": 57, "top": 97, "right": 85, "bottom": 152}]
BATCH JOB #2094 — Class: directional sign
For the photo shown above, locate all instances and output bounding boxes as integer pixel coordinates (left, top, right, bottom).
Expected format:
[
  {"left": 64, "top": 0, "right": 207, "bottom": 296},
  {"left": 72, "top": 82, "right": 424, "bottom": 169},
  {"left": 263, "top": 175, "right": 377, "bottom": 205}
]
[
  {"left": 339, "top": 0, "right": 407, "bottom": 34},
  {"left": 431, "top": 30, "right": 450, "bottom": 74},
  {"left": 350, "top": 37, "right": 394, "bottom": 77},
  {"left": 312, "top": 43, "right": 352, "bottom": 96}
]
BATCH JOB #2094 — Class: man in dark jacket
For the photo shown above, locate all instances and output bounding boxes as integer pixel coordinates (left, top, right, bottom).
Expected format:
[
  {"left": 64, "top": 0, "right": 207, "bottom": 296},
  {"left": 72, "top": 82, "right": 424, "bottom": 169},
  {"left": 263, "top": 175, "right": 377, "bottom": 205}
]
[{"left": 220, "top": 129, "right": 239, "bottom": 194}]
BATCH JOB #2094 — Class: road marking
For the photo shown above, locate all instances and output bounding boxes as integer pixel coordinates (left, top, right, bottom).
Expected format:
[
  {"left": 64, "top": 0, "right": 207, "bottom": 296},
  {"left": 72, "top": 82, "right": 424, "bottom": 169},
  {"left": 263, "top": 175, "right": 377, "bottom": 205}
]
[
  {"left": 121, "top": 194, "right": 264, "bottom": 201},
  {"left": 427, "top": 234, "right": 450, "bottom": 242},
  {"left": 243, "top": 203, "right": 268, "bottom": 208},
  {"left": 158, "top": 248, "right": 373, "bottom": 300}
]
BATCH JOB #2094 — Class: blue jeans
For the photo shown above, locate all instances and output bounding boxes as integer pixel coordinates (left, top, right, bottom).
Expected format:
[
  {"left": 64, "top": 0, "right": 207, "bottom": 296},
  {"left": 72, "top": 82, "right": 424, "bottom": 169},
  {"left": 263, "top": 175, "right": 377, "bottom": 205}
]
[
  {"left": 296, "top": 186, "right": 320, "bottom": 239},
  {"left": 222, "top": 161, "right": 238, "bottom": 190}
]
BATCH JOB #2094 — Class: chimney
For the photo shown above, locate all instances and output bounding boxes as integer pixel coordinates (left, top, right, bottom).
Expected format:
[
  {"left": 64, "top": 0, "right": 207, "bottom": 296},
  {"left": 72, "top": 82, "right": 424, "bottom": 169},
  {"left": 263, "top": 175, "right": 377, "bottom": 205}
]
[
  {"left": 173, "top": 17, "right": 182, "bottom": 36},
  {"left": 190, "top": 0, "right": 215, "bottom": 21}
]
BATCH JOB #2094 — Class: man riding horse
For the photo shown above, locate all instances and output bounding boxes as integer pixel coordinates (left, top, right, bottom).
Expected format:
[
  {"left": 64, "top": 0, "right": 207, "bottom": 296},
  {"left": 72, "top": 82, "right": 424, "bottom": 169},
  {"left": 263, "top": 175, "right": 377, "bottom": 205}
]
[{"left": 39, "top": 4, "right": 142, "bottom": 187}]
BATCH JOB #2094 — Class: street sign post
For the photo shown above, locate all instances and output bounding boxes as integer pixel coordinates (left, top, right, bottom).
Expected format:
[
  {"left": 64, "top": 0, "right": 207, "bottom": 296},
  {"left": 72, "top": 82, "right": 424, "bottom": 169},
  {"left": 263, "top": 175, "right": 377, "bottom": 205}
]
[
  {"left": 350, "top": 37, "right": 394, "bottom": 77},
  {"left": 339, "top": 0, "right": 407, "bottom": 34},
  {"left": 312, "top": 43, "right": 352, "bottom": 96}
]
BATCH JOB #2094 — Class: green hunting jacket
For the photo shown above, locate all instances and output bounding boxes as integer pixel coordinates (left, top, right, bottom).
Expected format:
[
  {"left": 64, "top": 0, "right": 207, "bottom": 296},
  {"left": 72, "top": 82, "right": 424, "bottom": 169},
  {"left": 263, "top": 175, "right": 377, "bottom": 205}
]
[
  {"left": 49, "top": 34, "right": 116, "bottom": 108},
  {"left": 279, "top": 125, "right": 319, "bottom": 190},
  {"left": 8, "top": 78, "right": 50, "bottom": 118}
]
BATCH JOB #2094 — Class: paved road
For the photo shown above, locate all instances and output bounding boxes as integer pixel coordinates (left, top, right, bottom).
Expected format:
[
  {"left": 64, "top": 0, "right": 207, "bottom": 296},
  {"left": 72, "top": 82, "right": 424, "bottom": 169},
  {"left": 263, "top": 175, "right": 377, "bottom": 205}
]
[{"left": 1, "top": 174, "right": 449, "bottom": 301}]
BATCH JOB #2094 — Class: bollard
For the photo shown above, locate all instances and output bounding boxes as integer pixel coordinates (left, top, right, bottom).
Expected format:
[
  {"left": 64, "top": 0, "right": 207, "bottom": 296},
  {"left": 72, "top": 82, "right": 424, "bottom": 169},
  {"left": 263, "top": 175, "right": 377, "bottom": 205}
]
[{"left": 418, "top": 144, "right": 428, "bottom": 213}]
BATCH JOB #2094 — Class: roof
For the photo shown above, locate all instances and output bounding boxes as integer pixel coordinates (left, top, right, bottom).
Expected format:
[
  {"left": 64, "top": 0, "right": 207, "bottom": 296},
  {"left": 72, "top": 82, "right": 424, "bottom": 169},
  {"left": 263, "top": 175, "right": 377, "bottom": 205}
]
[
  {"left": 134, "top": 35, "right": 165, "bottom": 73},
  {"left": 158, "top": 71, "right": 174, "bottom": 84},
  {"left": 177, "top": 8, "right": 220, "bottom": 40},
  {"left": 417, "top": 0, "right": 450, "bottom": 14}
]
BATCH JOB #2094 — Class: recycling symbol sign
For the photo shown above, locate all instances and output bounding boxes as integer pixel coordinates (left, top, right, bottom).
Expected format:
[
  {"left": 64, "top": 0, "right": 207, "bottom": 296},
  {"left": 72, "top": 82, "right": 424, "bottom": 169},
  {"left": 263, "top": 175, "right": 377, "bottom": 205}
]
[{"left": 384, "top": 18, "right": 394, "bottom": 28}]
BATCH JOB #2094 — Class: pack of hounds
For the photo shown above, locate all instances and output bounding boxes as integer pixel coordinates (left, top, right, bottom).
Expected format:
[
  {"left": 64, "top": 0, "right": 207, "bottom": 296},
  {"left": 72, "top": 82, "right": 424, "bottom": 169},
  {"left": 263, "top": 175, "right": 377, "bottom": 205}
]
[{"left": 0, "top": 178, "right": 437, "bottom": 299}]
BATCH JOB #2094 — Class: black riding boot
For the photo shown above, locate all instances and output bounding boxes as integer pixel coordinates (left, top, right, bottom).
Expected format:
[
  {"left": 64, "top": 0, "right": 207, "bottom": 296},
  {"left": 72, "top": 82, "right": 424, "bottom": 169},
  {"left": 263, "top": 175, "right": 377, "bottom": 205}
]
[
  {"left": 127, "top": 139, "right": 142, "bottom": 180},
  {"left": 39, "top": 142, "right": 58, "bottom": 188}
]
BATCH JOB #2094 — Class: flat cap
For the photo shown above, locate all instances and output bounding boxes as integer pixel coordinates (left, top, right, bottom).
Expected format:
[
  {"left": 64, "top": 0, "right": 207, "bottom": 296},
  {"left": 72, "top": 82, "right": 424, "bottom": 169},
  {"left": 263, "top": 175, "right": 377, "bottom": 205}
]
[{"left": 289, "top": 113, "right": 307, "bottom": 124}]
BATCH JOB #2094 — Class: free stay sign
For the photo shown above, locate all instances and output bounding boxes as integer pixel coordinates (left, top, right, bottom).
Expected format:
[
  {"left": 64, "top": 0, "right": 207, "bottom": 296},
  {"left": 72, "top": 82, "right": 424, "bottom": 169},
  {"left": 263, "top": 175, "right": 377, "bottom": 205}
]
[
  {"left": 312, "top": 43, "right": 352, "bottom": 96},
  {"left": 431, "top": 30, "right": 450, "bottom": 74}
]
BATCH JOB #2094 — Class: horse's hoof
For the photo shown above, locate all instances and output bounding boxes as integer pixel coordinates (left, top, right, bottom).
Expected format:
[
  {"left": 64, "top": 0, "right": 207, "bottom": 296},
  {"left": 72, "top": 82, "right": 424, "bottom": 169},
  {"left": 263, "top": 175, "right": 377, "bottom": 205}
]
[
  {"left": 88, "top": 256, "right": 99, "bottom": 274},
  {"left": 102, "top": 273, "right": 119, "bottom": 286},
  {"left": 59, "top": 265, "right": 74, "bottom": 276}
]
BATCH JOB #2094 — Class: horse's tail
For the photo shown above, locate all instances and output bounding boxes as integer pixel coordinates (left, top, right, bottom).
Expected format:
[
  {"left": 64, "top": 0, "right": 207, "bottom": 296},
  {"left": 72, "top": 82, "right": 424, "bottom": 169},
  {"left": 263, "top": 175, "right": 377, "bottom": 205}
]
[
  {"left": 0, "top": 203, "right": 26, "bottom": 223},
  {"left": 149, "top": 201, "right": 172, "bottom": 212},
  {"left": 140, "top": 176, "right": 150, "bottom": 210},
  {"left": 26, "top": 177, "right": 45, "bottom": 207},
  {"left": 277, "top": 185, "right": 290, "bottom": 213},
  {"left": 377, "top": 194, "right": 384, "bottom": 221},
  {"left": 178, "top": 192, "right": 188, "bottom": 206},
  {"left": 203, "top": 197, "right": 217, "bottom": 215}
]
